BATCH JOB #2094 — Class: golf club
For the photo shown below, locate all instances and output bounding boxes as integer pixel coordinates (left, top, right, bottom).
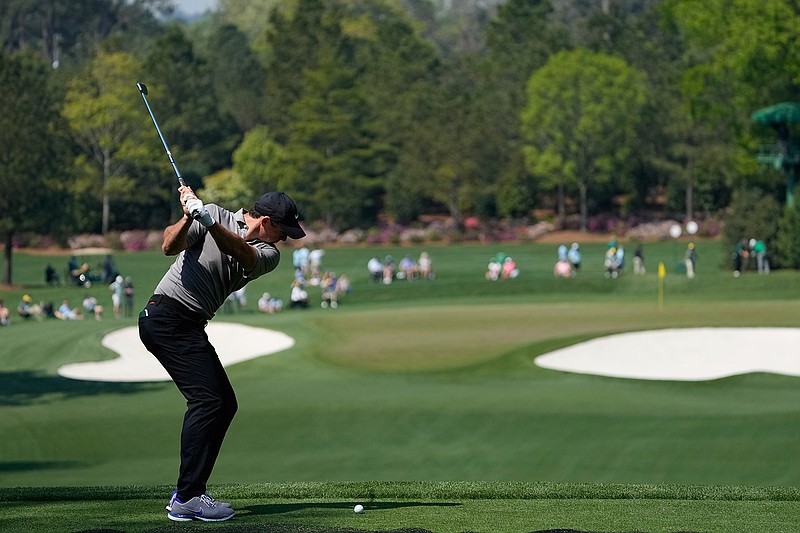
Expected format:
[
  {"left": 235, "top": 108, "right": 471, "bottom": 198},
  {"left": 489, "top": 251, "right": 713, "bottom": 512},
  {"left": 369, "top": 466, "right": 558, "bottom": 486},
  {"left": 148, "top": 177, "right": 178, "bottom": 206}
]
[{"left": 136, "top": 82, "right": 199, "bottom": 218}]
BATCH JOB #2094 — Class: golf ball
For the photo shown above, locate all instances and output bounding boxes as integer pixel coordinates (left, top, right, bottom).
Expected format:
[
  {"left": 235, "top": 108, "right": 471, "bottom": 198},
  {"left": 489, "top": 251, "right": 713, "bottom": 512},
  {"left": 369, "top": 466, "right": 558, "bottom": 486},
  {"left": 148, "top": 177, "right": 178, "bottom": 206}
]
[{"left": 353, "top": 504, "right": 364, "bottom": 513}]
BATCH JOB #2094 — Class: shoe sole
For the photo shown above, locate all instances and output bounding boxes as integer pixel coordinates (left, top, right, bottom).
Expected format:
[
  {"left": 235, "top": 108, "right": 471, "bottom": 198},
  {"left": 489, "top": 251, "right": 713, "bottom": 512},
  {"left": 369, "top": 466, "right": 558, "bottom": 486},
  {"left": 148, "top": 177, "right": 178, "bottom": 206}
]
[
  {"left": 167, "top": 494, "right": 231, "bottom": 512},
  {"left": 168, "top": 511, "right": 235, "bottom": 522}
]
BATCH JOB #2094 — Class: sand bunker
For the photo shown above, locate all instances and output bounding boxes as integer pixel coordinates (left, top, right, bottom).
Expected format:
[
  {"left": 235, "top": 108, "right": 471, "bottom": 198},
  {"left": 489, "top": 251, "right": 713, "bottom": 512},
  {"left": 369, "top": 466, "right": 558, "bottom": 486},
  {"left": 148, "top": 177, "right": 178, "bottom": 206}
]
[
  {"left": 57, "top": 323, "right": 295, "bottom": 382},
  {"left": 535, "top": 327, "right": 800, "bottom": 381},
  {"left": 59, "top": 326, "right": 800, "bottom": 383}
]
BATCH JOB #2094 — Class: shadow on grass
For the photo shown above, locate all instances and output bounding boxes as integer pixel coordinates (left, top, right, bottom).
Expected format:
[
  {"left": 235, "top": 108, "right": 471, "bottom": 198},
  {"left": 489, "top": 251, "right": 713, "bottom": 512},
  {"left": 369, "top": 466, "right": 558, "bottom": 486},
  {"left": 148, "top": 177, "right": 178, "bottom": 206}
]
[
  {"left": 0, "top": 460, "right": 88, "bottom": 473},
  {"left": 242, "top": 501, "right": 461, "bottom": 516},
  {"left": 0, "top": 370, "right": 162, "bottom": 406}
]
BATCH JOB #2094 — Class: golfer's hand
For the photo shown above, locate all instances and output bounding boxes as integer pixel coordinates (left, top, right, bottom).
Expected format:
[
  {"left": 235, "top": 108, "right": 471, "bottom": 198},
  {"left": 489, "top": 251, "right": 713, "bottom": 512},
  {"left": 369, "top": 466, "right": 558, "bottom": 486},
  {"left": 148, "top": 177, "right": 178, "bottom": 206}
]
[{"left": 185, "top": 198, "right": 215, "bottom": 228}]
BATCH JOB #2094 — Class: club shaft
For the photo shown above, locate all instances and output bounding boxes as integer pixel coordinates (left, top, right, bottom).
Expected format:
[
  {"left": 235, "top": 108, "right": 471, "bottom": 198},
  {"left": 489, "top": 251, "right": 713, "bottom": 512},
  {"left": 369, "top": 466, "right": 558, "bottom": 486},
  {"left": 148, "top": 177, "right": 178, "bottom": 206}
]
[{"left": 138, "top": 87, "right": 185, "bottom": 187}]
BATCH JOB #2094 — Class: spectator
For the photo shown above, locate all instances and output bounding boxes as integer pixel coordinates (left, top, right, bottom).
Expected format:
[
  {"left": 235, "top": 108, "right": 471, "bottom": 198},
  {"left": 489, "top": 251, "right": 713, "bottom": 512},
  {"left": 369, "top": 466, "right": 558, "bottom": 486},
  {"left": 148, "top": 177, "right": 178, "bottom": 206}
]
[
  {"left": 232, "top": 287, "right": 247, "bottom": 311},
  {"left": 17, "top": 294, "right": 34, "bottom": 320},
  {"left": 102, "top": 254, "right": 119, "bottom": 284},
  {"left": 383, "top": 255, "right": 395, "bottom": 284},
  {"left": 752, "top": 239, "right": 769, "bottom": 274},
  {"left": 293, "top": 246, "right": 310, "bottom": 278},
  {"left": 486, "top": 256, "right": 502, "bottom": 281},
  {"left": 68, "top": 256, "right": 90, "bottom": 286},
  {"left": 41, "top": 301, "right": 55, "bottom": 319},
  {"left": 633, "top": 244, "right": 645, "bottom": 275},
  {"left": 45, "top": 264, "right": 60, "bottom": 286},
  {"left": 418, "top": 251, "right": 433, "bottom": 280},
  {"left": 56, "top": 299, "right": 82, "bottom": 320},
  {"left": 567, "top": 243, "right": 582, "bottom": 272},
  {"left": 336, "top": 274, "right": 351, "bottom": 295},
  {"left": 0, "top": 299, "right": 10, "bottom": 326},
  {"left": 554, "top": 259, "right": 572, "bottom": 278},
  {"left": 733, "top": 240, "right": 748, "bottom": 277},
  {"left": 308, "top": 248, "right": 324, "bottom": 278},
  {"left": 258, "top": 292, "right": 283, "bottom": 314},
  {"left": 109, "top": 275, "right": 125, "bottom": 319},
  {"left": 82, "top": 294, "right": 104, "bottom": 320},
  {"left": 557, "top": 243, "right": 568, "bottom": 262},
  {"left": 398, "top": 255, "right": 417, "bottom": 280},
  {"left": 367, "top": 257, "right": 383, "bottom": 283},
  {"left": 605, "top": 247, "right": 621, "bottom": 278},
  {"left": 123, "top": 277, "right": 135, "bottom": 317},
  {"left": 502, "top": 257, "right": 519, "bottom": 279},
  {"left": 289, "top": 279, "right": 309, "bottom": 309},
  {"left": 321, "top": 272, "right": 339, "bottom": 308},
  {"left": 685, "top": 242, "right": 697, "bottom": 279}
]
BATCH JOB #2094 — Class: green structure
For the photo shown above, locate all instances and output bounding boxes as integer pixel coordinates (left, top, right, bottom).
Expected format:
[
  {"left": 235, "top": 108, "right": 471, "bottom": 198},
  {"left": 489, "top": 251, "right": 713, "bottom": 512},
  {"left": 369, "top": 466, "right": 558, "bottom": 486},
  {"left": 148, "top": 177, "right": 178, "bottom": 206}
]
[{"left": 753, "top": 102, "right": 800, "bottom": 206}]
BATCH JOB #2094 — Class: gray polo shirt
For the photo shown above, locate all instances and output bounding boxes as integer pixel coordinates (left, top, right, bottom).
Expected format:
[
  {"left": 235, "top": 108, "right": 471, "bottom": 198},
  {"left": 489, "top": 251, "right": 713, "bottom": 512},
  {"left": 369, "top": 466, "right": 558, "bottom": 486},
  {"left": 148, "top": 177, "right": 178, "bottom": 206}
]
[{"left": 154, "top": 204, "right": 280, "bottom": 319}]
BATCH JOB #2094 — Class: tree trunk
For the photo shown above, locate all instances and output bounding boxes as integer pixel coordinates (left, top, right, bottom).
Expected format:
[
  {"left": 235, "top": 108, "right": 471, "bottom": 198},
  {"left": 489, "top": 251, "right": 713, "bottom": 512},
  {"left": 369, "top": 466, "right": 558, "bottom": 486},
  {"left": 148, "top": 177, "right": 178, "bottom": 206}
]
[
  {"left": 557, "top": 179, "right": 565, "bottom": 228},
  {"left": 3, "top": 232, "right": 13, "bottom": 285},
  {"left": 579, "top": 181, "right": 588, "bottom": 232},
  {"left": 685, "top": 157, "right": 694, "bottom": 222},
  {"left": 102, "top": 149, "right": 111, "bottom": 234}
]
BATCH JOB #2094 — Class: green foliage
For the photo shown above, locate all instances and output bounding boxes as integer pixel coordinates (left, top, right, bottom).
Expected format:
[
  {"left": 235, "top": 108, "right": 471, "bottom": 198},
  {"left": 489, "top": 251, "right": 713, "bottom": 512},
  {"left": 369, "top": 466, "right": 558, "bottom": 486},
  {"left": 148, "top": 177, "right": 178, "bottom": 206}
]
[
  {"left": 522, "top": 48, "right": 647, "bottom": 230},
  {"left": 2, "top": 0, "right": 800, "bottom": 239},
  {"left": 143, "top": 24, "right": 242, "bottom": 187},
  {"left": 201, "top": 24, "right": 266, "bottom": 130},
  {"left": 0, "top": 50, "right": 72, "bottom": 283},
  {"left": 201, "top": 168, "right": 251, "bottom": 208},
  {"left": 722, "top": 187, "right": 781, "bottom": 254},
  {"left": 0, "top": 51, "right": 70, "bottom": 235},
  {"left": 777, "top": 204, "right": 800, "bottom": 268},
  {"left": 231, "top": 125, "right": 287, "bottom": 194},
  {"left": 63, "top": 51, "right": 151, "bottom": 234}
]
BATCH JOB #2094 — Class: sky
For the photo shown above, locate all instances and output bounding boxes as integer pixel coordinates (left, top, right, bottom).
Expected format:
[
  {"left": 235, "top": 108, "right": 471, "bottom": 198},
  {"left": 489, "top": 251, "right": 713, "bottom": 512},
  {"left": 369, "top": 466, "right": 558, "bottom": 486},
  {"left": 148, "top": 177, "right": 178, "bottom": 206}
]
[{"left": 172, "top": 0, "right": 219, "bottom": 16}]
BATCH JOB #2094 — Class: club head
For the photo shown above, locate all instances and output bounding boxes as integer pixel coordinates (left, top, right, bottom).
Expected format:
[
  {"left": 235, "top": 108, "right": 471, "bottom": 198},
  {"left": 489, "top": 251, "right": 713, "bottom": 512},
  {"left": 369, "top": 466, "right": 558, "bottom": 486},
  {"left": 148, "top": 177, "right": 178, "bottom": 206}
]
[{"left": 136, "top": 82, "right": 148, "bottom": 96}]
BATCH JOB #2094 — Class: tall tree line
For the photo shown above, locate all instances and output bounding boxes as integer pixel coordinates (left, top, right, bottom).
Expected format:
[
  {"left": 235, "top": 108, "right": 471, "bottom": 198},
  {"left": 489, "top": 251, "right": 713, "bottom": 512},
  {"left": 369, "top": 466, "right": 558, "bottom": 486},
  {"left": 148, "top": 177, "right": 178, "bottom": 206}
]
[{"left": 1, "top": 0, "right": 799, "bottom": 276}]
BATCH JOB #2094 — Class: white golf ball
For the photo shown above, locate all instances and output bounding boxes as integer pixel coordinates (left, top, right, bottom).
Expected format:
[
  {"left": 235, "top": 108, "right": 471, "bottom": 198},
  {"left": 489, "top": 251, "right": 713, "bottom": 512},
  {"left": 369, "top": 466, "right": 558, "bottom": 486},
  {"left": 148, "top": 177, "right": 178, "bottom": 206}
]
[{"left": 353, "top": 504, "right": 364, "bottom": 513}]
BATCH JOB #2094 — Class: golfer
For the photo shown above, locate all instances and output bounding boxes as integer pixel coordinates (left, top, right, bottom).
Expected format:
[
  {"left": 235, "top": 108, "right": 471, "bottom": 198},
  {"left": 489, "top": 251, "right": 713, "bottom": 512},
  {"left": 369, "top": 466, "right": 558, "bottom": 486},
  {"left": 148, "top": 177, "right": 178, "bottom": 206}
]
[{"left": 138, "top": 187, "right": 305, "bottom": 521}]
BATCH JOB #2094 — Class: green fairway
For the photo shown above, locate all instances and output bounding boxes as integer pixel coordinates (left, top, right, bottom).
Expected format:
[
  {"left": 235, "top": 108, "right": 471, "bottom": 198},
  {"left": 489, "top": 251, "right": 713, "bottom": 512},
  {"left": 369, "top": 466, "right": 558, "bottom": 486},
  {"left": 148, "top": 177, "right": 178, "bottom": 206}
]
[{"left": 2, "top": 240, "right": 800, "bottom": 531}]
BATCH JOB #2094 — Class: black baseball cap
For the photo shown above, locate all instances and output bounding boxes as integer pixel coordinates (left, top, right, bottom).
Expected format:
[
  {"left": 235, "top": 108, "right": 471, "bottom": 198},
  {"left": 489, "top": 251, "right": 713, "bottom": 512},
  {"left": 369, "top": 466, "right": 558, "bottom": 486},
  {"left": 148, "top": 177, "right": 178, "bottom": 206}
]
[{"left": 253, "top": 192, "right": 306, "bottom": 239}]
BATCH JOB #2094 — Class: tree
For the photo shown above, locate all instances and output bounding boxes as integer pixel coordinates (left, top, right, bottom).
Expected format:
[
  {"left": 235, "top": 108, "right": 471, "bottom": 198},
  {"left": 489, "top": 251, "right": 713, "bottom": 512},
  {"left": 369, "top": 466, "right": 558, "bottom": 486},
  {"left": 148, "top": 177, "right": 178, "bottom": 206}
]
[
  {"left": 261, "top": 0, "right": 438, "bottom": 229},
  {"left": 260, "top": 0, "right": 327, "bottom": 142},
  {"left": 480, "top": 0, "right": 569, "bottom": 219},
  {"left": 62, "top": 51, "right": 150, "bottom": 234},
  {"left": 284, "top": 47, "right": 386, "bottom": 229},
  {"left": 0, "top": 51, "right": 71, "bottom": 284},
  {"left": 777, "top": 204, "right": 800, "bottom": 268},
  {"left": 201, "top": 24, "right": 266, "bottom": 131},
  {"left": 521, "top": 48, "right": 646, "bottom": 231},
  {"left": 143, "top": 24, "right": 241, "bottom": 188},
  {"left": 663, "top": 0, "right": 800, "bottom": 203},
  {"left": 231, "top": 125, "right": 287, "bottom": 194},
  {"left": 0, "top": 0, "right": 168, "bottom": 65},
  {"left": 217, "top": 0, "right": 295, "bottom": 45},
  {"left": 410, "top": 56, "right": 483, "bottom": 225}
]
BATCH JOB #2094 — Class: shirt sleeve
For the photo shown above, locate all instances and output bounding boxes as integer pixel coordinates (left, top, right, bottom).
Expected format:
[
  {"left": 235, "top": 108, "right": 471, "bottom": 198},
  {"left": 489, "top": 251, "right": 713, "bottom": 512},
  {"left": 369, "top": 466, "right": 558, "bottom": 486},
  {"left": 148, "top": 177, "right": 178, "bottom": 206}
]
[{"left": 245, "top": 241, "right": 281, "bottom": 279}]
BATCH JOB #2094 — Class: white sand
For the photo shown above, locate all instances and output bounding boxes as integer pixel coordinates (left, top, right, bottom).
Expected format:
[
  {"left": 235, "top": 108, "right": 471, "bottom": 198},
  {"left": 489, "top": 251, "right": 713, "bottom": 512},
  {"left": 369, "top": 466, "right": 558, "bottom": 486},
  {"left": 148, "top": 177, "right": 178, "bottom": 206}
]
[
  {"left": 57, "top": 323, "right": 295, "bottom": 382},
  {"left": 535, "top": 327, "right": 800, "bottom": 381},
  {"left": 58, "top": 326, "right": 800, "bottom": 383}
]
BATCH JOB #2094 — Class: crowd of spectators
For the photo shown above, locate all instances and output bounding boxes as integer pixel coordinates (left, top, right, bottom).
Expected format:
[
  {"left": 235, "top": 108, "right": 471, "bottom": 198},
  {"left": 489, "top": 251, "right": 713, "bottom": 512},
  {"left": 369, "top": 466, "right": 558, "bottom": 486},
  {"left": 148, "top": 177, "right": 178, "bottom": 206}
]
[{"left": 2, "top": 254, "right": 134, "bottom": 326}]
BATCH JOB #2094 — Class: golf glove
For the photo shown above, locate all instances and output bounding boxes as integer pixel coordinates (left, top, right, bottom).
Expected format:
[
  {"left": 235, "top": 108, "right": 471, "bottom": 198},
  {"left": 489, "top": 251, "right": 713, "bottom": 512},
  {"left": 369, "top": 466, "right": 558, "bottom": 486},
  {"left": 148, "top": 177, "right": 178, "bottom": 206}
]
[{"left": 185, "top": 198, "right": 215, "bottom": 228}]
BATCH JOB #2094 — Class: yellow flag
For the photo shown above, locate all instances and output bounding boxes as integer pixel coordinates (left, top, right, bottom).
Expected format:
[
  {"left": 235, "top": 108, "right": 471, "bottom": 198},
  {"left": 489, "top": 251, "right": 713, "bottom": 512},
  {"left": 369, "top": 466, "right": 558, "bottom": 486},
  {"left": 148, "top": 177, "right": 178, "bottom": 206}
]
[{"left": 658, "top": 262, "right": 666, "bottom": 279}]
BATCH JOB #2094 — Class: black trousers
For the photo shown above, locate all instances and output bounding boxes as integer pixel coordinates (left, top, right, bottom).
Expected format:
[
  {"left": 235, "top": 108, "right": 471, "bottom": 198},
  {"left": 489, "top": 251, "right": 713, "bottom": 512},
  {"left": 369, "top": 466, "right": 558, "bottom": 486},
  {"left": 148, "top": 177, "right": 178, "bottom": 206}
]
[{"left": 138, "top": 294, "right": 238, "bottom": 501}]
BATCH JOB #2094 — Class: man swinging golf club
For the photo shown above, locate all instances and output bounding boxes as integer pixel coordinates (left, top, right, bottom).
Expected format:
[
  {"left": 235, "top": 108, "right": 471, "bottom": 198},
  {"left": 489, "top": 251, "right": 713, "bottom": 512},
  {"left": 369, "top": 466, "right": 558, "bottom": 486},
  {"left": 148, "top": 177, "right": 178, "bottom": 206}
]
[{"left": 139, "top": 186, "right": 305, "bottom": 521}]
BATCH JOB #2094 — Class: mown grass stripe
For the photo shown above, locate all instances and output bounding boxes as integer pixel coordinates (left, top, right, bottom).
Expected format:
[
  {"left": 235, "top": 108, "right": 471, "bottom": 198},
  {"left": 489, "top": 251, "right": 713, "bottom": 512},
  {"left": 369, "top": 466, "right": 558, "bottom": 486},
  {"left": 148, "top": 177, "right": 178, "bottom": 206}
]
[{"left": 3, "top": 481, "right": 800, "bottom": 503}]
